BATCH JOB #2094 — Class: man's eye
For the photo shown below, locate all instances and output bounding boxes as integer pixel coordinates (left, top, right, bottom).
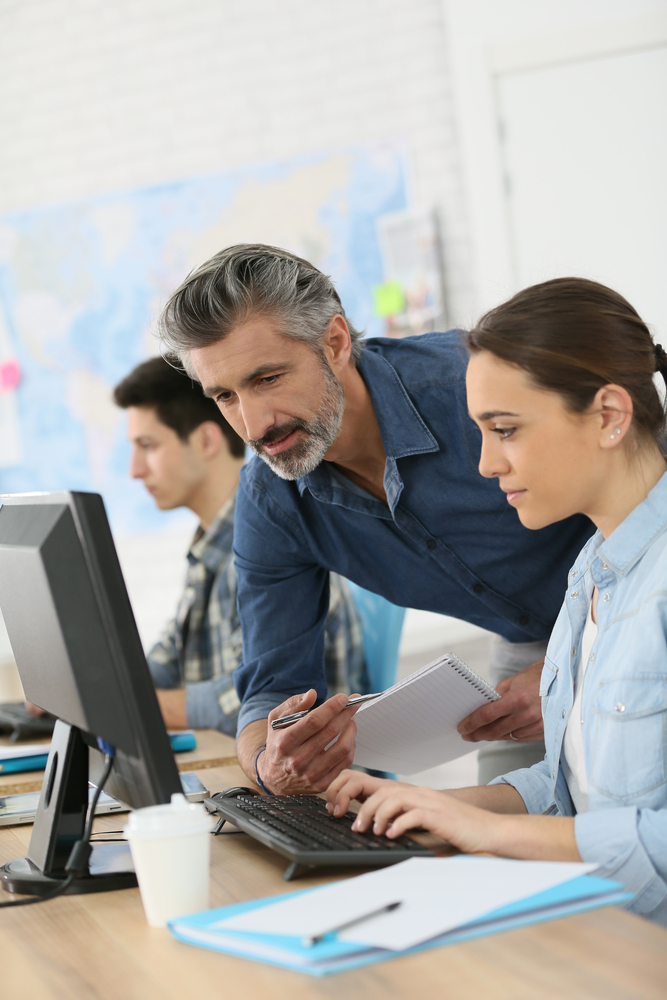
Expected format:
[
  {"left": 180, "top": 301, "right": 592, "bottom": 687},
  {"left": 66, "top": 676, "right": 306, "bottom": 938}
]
[
  {"left": 259, "top": 375, "right": 280, "bottom": 385},
  {"left": 215, "top": 392, "right": 233, "bottom": 403}
]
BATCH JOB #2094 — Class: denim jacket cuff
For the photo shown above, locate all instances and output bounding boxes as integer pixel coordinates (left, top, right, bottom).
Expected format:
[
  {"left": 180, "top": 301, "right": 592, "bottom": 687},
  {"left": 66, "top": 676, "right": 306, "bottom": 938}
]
[{"left": 488, "top": 759, "right": 554, "bottom": 813}]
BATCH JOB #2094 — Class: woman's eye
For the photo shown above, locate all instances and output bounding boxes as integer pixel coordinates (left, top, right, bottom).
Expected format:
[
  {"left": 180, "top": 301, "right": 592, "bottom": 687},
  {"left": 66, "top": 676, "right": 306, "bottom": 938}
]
[{"left": 492, "top": 426, "right": 516, "bottom": 440}]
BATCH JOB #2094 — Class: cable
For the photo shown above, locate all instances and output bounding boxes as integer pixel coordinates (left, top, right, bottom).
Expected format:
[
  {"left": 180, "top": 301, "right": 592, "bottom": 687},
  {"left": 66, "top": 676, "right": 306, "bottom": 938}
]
[{"left": 0, "top": 751, "right": 115, "bottom": 909}]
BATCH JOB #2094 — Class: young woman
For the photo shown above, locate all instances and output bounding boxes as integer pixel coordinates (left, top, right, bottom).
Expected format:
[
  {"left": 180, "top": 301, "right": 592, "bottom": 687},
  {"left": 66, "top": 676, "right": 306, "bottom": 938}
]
[{"left": 326, "top": 277, "right": 667, "bottom": 925}]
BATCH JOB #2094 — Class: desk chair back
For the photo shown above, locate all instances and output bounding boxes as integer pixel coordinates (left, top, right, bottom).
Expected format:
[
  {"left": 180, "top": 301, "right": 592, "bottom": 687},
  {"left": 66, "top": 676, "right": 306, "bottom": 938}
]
[{"left": 347, "top": 582, "right": 406, "bottom": 694}]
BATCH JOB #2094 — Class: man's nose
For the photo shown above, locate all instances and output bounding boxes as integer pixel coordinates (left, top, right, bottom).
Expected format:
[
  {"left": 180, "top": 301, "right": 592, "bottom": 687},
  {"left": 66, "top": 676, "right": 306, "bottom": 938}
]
[
  {"left": 238, "top": 397, "right": 277, "bottom": 443},
  {"left": 129, "top": 448, "right": 146, "bottom": 479}
]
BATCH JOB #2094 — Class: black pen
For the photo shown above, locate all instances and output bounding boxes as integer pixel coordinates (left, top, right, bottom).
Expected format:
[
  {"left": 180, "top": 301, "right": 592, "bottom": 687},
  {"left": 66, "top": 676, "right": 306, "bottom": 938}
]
[
  {"left": 303, "top": 901, "right": 402, "bottom": 947},
  {"left": 271, "top": 691, "right": 382, "bottom": 730}
]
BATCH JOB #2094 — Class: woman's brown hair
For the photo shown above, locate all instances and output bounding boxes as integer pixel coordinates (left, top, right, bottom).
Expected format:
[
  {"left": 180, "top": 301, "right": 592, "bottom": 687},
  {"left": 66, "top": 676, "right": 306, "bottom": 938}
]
[{"left": 466, "top": 277, "right": 667, "bottom": 443}]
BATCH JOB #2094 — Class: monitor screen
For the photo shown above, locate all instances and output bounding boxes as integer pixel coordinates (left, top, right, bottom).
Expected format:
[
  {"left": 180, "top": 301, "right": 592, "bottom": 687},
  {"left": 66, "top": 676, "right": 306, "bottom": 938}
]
[{"left": 0, "top": 490, "right": 183, "bottom": 894}]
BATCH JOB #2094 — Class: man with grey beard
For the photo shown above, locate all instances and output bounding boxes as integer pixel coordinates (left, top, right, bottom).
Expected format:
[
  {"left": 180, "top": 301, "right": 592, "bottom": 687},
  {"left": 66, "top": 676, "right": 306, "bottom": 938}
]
[{"left": 158, "top": 244, "right": 593, "bottom": 795}]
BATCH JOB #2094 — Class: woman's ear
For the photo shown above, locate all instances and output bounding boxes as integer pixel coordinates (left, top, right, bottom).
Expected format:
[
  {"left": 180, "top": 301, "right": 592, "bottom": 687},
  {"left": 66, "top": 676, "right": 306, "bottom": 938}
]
[{"left": 595, "top": 384, "right": 634, "bottom": 450}]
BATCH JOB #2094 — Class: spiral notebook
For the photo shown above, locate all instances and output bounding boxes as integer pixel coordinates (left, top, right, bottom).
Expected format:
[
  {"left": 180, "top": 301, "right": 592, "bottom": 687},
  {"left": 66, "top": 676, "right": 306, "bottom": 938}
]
[{"left": 352, "top": 653, "right": 500, "bottom": 774}]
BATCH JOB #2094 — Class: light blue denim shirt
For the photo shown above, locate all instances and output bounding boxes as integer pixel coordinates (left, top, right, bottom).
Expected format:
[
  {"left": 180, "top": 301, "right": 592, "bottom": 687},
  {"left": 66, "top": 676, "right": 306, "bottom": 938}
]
[{"left": 492, "top": 470, "right": 667, "bottom": 925}]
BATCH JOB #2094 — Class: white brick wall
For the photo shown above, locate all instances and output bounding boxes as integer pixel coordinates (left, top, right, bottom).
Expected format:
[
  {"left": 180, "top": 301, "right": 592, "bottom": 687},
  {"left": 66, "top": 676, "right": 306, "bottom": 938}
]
[
  {"left": 0, "top": 0, "right": 474, "bottom": 324},
  {"left": 0, "top": 0, "right": 477, "bottom": 656}
]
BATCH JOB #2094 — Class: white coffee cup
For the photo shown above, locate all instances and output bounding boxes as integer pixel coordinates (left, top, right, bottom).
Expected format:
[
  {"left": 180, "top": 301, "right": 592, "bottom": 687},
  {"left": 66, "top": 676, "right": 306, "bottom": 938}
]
[{"left": 124, "top": 793, "right": 213, "bottom": 927}]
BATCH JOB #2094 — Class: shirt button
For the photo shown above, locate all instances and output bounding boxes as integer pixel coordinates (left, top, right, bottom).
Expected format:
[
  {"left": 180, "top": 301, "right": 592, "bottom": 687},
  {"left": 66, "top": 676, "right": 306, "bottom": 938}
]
[
  {"left": 571, "top": 647, "right": 577, "bottom": 656},
  {"left": 473, "top": 583, "right": 483, "bottom": 594},
  {"left": 570, "top": 591, "right": 578, "bottom": 599},
  {"left": 603, "top": 593, "right": 610, "bottom": 602},
  {"left": 601, "top": 562, "right": 608, "bottom": 569},
  {"left": 561, "top": 710, "right": 566, "bottom": 718},
  {"left": 427, "top": 539, "right": 436, "bottom": 550},
  {"left": 590, "top": 652, "right": 595, "bottom": 661},
  {"left": 615, "top": 703, "right": 625, "bottom": 713},
  {"left": 570, "top": 569, "right": 577, "bottom": 578}
]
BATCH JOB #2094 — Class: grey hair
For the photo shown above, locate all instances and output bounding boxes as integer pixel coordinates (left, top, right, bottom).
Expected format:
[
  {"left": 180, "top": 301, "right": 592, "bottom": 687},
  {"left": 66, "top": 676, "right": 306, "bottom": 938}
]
[{"left": 157, "top": 244, "right": 364, "bottom": 378}]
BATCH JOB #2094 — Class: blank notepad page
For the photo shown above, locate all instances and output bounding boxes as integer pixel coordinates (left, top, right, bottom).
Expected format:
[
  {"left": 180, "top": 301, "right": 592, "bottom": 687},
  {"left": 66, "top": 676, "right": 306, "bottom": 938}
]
[{"left": 353, "top": 654, "right": 499, "bottom": 774}]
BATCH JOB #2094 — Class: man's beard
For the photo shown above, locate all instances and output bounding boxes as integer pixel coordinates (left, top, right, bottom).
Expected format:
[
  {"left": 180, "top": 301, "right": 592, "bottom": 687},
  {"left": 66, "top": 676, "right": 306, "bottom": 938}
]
[{"left": 247, "top": 359, "right": 345, "bottom": 480}]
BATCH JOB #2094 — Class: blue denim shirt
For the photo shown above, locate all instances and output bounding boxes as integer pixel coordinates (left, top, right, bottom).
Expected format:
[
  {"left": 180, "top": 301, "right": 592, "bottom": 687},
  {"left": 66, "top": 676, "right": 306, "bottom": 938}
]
[
  {"left": 492, "top": 471, "right": 667, "bottom": 925},
  {"left": 233, "top": 332, "right": 593, "bottom": 733},
  {"left": 146, "top": 496, "right": 364, "bottom": 734}
]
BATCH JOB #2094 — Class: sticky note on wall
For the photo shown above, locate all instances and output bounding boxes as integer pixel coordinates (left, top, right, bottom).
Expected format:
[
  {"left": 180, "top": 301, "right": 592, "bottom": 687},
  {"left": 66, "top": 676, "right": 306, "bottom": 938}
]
[{"left": 373, "top": 281, "right": 406, "bottom": 318}]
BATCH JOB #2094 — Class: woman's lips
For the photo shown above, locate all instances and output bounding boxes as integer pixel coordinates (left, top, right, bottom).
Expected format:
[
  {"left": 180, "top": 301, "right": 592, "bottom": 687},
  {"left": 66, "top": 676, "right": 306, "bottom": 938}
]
[
  {"left": 262, "top": 428, "right": 300, "bottom": 455},
  {"left": 504, "top": 489, "right": 527, "bottom": 505}
]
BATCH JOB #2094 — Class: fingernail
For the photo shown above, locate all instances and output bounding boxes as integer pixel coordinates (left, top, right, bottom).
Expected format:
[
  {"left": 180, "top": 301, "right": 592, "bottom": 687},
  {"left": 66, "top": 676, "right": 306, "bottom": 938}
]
[
  {"left": 334, "top": 805, "right": 341, "bottom": 817},
  {"left": 325, "top": 802, "right": 332, "bottom": 813},
  {"left": 352, "top": 819, "right": 360, "bottom": 831}
]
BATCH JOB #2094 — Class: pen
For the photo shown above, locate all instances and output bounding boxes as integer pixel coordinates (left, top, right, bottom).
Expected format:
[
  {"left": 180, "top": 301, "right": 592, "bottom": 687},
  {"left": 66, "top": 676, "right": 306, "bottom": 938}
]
[
  {"left": 270, "top": 691, "right": 382, "bottom": 730},
  {"left": 303, "top": 900, "right": 402, "bottom": 947}
]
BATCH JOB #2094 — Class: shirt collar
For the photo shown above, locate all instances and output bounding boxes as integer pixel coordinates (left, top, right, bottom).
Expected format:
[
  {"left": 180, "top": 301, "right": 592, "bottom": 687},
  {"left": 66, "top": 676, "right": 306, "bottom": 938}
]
[
  {"left": 575, "top": 470, "right": 667, "bottom": 578},
  {"left": 297, "top": 347, "right": 439, "bottom": 497},
  {"left": 188, "top": 491, "right": 236, "bottom": 571}
]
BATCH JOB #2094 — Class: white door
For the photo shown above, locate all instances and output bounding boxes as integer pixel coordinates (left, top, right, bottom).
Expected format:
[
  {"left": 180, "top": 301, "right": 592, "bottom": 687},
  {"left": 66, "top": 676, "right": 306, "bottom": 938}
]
[{"left": 497, "top": 44, "right": 667, "bottom": 342}]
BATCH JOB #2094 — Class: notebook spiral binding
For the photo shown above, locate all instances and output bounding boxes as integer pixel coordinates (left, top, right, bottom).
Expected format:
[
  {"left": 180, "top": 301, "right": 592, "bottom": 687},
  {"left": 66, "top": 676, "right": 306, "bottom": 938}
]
[{"left": 444, "top": 654, "right": 500, "bottom": 701}]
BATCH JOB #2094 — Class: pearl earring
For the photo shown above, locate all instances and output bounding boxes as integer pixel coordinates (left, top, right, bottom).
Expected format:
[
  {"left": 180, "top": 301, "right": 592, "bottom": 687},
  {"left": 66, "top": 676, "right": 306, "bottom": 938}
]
[{"left": 610, "top": 428, "right": 621, "bottom": 439}]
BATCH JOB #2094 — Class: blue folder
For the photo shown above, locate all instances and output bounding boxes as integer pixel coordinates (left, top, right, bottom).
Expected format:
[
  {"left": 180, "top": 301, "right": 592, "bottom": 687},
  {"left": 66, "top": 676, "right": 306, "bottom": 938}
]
[
  {"left": 0, "top": 730, "right": 196, "bottom": 775},
  {"left": 0, "top": 752, "right": 49, "bottom": 774},
  {"left": 168, "top": 874, "right": 631, "bottom": 976}
]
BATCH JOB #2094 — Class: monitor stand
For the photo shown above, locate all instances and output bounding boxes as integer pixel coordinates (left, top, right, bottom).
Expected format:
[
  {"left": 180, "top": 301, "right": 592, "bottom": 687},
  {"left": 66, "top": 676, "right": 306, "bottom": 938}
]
[{"left": 0, "top": 720, "right": 137, "bottom": 896}]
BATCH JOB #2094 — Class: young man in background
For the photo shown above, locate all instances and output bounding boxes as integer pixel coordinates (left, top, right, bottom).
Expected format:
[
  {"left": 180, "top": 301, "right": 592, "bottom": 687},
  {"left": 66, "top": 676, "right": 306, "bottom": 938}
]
[{"left": 113, "top": 356, "right": 364, "bottom": 735}]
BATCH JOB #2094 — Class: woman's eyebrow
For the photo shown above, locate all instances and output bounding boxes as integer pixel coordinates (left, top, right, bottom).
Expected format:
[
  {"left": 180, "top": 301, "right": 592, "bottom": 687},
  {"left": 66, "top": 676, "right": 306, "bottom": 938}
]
[{"left": 474, "top": 409, "right": 520, "bottom": 421}]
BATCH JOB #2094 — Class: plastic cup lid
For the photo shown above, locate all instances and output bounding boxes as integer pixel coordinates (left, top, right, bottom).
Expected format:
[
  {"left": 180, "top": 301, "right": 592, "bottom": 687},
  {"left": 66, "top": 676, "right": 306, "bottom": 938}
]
[{"left": 124, "top": 793, "right": 213, "bottom": 839}]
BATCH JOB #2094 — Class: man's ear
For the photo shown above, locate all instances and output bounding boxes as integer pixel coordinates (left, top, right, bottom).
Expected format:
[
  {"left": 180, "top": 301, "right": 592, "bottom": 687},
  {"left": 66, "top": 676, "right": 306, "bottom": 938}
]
[
  {"left": 322, "top": 314, "right": 352, "bottom": 375},
  {"left": 595, "top": 384, "right": 634, "bottom": 450},
  {"left": 189, "top": 421, "right": 226, "bottom": 459}
]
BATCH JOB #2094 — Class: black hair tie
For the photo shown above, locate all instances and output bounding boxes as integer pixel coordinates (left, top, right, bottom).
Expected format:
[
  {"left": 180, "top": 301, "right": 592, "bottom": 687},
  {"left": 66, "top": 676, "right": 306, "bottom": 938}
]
[{"left": 655, "top": 342, "right": 667, "bottom": 372}]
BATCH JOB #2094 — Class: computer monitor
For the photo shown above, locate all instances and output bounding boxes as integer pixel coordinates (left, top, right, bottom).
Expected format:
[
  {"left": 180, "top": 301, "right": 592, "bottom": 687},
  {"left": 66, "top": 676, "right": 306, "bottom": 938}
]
[{"left": 0, "top": 490, "right": 183, "bottom": 896}]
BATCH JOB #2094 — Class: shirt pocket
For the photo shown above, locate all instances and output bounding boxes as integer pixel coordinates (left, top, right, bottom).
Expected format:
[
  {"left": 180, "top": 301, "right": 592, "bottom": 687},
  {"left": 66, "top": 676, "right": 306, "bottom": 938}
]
[
  {"left": 590, "top": 675, "right": 667, "bottom": 802},
  {"left": 540, "top": 658, "right": 559, "bottom": 701}
]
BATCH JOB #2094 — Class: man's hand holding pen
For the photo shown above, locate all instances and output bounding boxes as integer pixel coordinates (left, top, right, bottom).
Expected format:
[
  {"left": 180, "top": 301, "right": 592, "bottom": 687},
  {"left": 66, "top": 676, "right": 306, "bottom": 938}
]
[{"left": 253, "top": 689, "right": 361, "bottom": 795}]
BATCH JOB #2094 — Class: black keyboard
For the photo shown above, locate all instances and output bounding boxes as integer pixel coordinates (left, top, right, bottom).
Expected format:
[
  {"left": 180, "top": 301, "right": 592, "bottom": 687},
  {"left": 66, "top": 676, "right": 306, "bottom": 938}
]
[
  {"left": 205, "top": 789, "right": 434, "bottom": 880},
  {"left": 0, "top": 702, "right": 56, "bottom": 742}
]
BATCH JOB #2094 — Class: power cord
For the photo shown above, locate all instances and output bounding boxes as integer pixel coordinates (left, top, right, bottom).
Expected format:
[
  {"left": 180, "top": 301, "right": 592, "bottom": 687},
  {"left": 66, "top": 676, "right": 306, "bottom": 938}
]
[{"left": 0, "top": 750, "right": 115, "bottom": 909}]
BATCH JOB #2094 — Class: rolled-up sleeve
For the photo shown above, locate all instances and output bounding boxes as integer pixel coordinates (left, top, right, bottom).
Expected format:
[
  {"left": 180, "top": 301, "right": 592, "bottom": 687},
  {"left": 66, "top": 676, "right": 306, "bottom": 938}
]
[
  {"left": 489, "top": 758, "right": 556, "bottom": 812},
  {"left": 575, "top": 806, "right": 667, "bottom": 924},
  {"left": 185, "top": 675, "right": 241, "bottom": 736}
]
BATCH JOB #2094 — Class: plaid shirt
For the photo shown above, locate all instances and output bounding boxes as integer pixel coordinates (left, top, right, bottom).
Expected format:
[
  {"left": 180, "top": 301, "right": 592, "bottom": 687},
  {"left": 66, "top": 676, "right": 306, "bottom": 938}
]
[{"left": 147, "top": 493, "right": 365, "bottom": 735}]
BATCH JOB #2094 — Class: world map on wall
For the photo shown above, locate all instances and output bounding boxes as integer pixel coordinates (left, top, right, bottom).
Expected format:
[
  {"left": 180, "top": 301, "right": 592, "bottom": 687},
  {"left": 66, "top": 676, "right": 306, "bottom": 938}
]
[{"left": 0, "top": 145, "right": 408, "bottom": 535}]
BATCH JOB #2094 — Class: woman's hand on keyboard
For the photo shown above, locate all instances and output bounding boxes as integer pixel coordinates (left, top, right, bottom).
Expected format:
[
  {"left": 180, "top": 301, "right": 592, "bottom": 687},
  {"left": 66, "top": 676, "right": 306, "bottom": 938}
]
[
  {"left": 326, "top": 771, "right": 501, "bottom": 853},
  {"left": 326, "top": 769, "right": 412, "bottom": 818}
]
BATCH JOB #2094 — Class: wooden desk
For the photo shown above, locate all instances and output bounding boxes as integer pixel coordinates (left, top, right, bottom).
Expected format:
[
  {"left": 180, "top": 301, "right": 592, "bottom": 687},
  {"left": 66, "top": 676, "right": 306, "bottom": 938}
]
[
  {"left": 0, "top": 729, "right": 238, "bottom": 796},
  {"left": 1, "top": 760, "right": 666, "bottom": 1000}
]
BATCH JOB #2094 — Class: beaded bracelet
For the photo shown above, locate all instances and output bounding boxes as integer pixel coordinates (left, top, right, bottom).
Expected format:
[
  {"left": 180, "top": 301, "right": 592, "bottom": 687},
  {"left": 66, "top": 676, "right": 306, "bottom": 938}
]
[{"left": 254, "top": 745, "right": 274, "bottom": 796}]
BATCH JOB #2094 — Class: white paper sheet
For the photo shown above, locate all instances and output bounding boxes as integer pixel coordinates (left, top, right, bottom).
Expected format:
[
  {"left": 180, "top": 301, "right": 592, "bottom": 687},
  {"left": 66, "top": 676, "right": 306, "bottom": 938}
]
[
  {"left": 216, "top": 857, "right": 599, "bottom": 951},
  {"left": 0, "top": 743, "right": 50, "bottom": 760}
]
